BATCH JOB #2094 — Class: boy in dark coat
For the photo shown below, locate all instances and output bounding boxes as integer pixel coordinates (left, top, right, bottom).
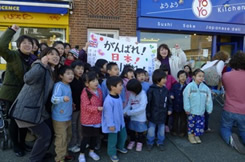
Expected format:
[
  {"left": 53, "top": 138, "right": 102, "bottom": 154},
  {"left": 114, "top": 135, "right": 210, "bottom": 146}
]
[
  {"left": 146, "top": 69, "right": 172, "bottom": 151},
  {"left": 170, "top": 70, "right": 187, "bottom": 136}
]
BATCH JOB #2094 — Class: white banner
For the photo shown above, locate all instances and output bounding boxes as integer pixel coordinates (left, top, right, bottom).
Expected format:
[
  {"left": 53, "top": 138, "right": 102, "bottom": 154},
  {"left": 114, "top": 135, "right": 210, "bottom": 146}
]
[{"left": 87, "top": 33, "right": 157, "bottom": 76}]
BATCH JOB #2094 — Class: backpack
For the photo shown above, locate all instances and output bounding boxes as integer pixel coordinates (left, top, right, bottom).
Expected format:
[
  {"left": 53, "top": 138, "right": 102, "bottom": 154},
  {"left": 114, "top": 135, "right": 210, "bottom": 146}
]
[{"left": 203, "top": 61, "right": 220, "bottom": 86}]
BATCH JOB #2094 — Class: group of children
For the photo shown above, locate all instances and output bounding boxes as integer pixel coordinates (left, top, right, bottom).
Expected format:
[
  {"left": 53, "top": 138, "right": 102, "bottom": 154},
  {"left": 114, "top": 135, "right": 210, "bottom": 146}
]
[{"left": 50, "top": 53, "right": 213, "bottom": 162}]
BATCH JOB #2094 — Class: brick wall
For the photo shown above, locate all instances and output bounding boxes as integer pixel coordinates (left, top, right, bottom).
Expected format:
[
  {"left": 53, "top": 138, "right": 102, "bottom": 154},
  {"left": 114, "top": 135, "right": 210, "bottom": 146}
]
[{"left": 69, "top": 0, "right": 137, "bottom": 48}]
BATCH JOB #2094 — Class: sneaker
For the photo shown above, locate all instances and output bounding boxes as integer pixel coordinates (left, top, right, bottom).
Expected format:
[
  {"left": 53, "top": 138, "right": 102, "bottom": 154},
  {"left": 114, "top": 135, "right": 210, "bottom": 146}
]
[
  {"left": 230, "top": 133, "right": 245, "bottom": 154},
  {"left": 89, "top": 151, "right": 100, "bottom": 161},
  {"left": 117, "top": 148, "right": 127, "bottom": 154},
  {"left": 165, "top": 126, "right": 170, "bottom": 133},
  {"left": 179, "top": 133, "right": 185, "bottom": 137},
  {"left": 127, "top": 141, "right": 135, "bottom": 150},
  {"left": 68, "top": 145, "right": 80, "bottom": 153},
  {"left": 188, "top": 134, "right": 197, "bottom": 144},
  {"left": 64, "top": 155, "right": 74, "bottom": 161},
  {"left": 194, "top": 136, "right": 202, "bottom": 144},
  {"left": 157, "top": 144, "right": 166, "bottom": 151},
  {"left": 147, "top": 144, "right": 153, "bottom": 151},
  {"left": 136, "top": 142, "right": 143, "bottom": 151},
  {"left": 110, "top": 155, "right": 119, "bottom": 162},
  {"left": 78, "top": 154, "right": 86, "bottom": 162}
]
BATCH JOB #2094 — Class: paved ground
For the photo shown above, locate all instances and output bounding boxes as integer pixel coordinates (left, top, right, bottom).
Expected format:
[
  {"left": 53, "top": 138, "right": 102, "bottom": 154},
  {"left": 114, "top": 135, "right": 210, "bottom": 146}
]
[{"left": 1, "top": 100, "right": 245, "bottom": 162}]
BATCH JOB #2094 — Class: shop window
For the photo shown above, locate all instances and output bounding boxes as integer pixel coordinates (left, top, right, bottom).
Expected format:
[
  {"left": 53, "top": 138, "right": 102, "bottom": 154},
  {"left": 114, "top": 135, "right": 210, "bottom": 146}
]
[
  {"left": 140, "top": 32, "right": 212, "bottom": 69},
  {"left": 87, "top": 29, "right": 119, "bottom": 40}
]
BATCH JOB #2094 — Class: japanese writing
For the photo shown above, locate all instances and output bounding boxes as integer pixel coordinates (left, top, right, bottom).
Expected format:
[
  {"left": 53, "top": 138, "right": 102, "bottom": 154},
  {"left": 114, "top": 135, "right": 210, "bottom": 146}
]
[
  {"left": 3, "top": 13, "right": 33, "bottom": 20},
  {"left": 160, "top": 2, "right": 178, "bottom": 10},
  {"left": 104, "top": 41, "right": 146, "bottom": 55}
]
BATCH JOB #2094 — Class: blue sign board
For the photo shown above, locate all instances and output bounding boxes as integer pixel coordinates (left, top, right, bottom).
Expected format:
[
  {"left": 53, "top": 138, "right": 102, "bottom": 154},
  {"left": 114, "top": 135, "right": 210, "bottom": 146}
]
[
  {"left": 138, "top": 0, "right": 245, "bottom": 25},
  {"left": 138, "top": 17, "right": 245, "bottom": 35},
  {"left": 0, "top": 0, "right": 69, "bottom": 14}
]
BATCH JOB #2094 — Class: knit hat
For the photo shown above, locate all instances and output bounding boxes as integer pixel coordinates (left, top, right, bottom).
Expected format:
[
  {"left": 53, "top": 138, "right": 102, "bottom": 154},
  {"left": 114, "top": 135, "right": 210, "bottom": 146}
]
[{"left": 69, "top": 48, "right": 79, "bottom": 59}]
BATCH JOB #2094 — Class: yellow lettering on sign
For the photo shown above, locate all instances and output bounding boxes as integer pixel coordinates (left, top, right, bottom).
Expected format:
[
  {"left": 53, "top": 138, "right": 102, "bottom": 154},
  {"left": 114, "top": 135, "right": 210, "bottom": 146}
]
[{"left": 0, "top": 6, "right": 20, "bottom": 11}]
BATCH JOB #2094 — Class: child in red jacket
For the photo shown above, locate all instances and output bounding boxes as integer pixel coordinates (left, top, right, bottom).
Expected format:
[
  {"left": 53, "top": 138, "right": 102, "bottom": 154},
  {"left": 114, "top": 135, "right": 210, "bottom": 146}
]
[{"left": 79, "top": 71, "right": 103, "bottom": 162}]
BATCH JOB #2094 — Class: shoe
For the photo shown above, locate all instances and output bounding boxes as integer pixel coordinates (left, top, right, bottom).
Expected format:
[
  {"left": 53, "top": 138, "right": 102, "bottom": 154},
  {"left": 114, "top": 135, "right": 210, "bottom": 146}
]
[
  {"left": 165, "top": 126, "right": 170, "bottom": 133},
  {"left": 95, "top": 142, "right": 101, "bottom": 150},
  {"left": 15, "top": 150, "right": 25, "bottom": 157},
  {"left": 117, "top": 148, "right": 127, "bottom": 154},
  {"left": 230, "top": 133, "right": 245, "bottom": 154},
  {"left": 78, "top": 154, "right": 86, "bottom": 162},
  {"left": 179, "top": 133, "right": 185, "bottom": 137},
  {"left": 194, "top": 136, "right": 202, "bottom": 143},
  {"left": 157, "top": 144, "right": 166, "bottom": 151},
  {"left": 110, "top": 155, "right": 119, "bottom": 162},
  {"left": 89, "top": 151, "right": 100, "bottom": 161},
  {"left": 136, "top": 142, "right": 143, "bottom": 151},
  {"left": 205, "top": 128, "right": 212, "bottom": 133},
  {"left": 127, "top": 141, "right": 135, "bottom": 150},
  {"left": 64, "top": 155, "right": 74, "bottom": 161},
  {"left": 171, "top": 132, "right": 177, "bottom": 136},
  {"left": 68, "top": 145, "right": 80, "bottom": 153},
  {"left": 188, "top": 134, "right": 197, "bottom": 144},
  {"left": 147, "top": 144, "right": 153, "bottom": 151}
]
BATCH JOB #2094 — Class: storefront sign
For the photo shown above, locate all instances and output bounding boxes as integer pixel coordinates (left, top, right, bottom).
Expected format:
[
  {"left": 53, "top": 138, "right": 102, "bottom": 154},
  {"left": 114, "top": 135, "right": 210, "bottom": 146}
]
[
  {"left": 138, "top": 17, "right": 245, "bottom": 34},
  {"left": 138, "top": 0, "right": 245, "bottom": 25},
  {"left": 87, "top": 33, "right": 157, "bottom": 76},
  {"left": 0, "top": 12, "right": 69, "bottom": 25},
  {"left": 0, "top": 1, "right": 69, "bottom": 14}
]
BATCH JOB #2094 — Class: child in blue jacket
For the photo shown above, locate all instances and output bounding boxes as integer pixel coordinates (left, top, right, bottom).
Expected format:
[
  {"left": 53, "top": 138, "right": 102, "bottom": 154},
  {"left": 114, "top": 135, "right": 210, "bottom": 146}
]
[
  {"left": 183, "top": 69, "right": 213, "bottom": 144},
  {"left": 170, "top": 70, "right": 187, "bottom": 137}
]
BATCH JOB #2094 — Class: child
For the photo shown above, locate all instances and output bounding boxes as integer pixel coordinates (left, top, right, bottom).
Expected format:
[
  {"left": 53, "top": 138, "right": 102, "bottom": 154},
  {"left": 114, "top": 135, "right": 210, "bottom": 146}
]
[
  {"left": 170, "top": 70, "right": 187, "bottom": 137},
  {"left": 101, "top": 62, "right": 125, "bottom": 102},
  {"left": 68, "top": 61, "right": 85, "bottom": 153},
  {"left": 51, "top": 66, "right": 74, "bottom": 162},
  {"left": 124, "top": 79, "right": 147, "bottom": 152},
  {"left": 64, "top": 49, "right": 79, "bottom": 66},
  {"left": 78, "top": 71, "right": 103, "bottom": 162},
  {"left": 184, "top": 65, "right": 192, "bottom": 84},
  {"left": 102, "top": 76, "right": 127, "bottom": 162},
  {"left": 160, "top": 64, "right": 177, "bottom": 90},
  {"left": 183, "top": 69, "right": 213, "bottom": 144},
  {"left": 120, "top": 65, "right": 135, "bottom": 107},
  {"left": 135, "top": 68, "right": 150, "bottom": 92},
  {"left": 95, "top": 59, "right": 108, "bottom": 84},
  {"left": 146, "top": 69, "right": 172, "bottom": 151}
]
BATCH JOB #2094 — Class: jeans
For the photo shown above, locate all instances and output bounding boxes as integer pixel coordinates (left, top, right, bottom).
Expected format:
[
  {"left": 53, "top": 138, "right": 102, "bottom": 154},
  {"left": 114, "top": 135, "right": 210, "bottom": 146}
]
[
  {"left": 29, "top": 122, "right": 52, "bottom": 162},
  {"left": 147, "top": 122, "right": 165, "bottom": 145},
  {"left": 220, "top": 110, "right": 245, "bottom": 145}
]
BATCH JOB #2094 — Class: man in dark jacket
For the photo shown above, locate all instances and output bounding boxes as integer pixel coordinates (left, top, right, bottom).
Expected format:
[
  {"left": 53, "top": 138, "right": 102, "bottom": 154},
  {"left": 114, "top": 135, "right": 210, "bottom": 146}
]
[{"left": 0, "top": 24, "right": 35, "bottom": 156}]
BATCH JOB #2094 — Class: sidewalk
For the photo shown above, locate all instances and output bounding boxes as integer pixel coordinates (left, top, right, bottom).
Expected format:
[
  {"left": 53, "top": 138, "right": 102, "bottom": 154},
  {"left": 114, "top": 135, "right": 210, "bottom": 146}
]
[{"left": 0, "top": 101, "right": 245, "bottom": 162}]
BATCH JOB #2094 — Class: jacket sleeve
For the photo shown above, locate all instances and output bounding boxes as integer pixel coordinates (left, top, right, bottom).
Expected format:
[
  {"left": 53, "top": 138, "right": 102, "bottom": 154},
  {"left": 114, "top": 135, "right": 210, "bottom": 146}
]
[
  {"left": 0, "top": 28, "right": 16, "bottom": 62},
  {"left": 103, "top": 100, "right": 115, "bottom": 127},
  {"left": 146, "top": 89, "right": 152, "bottom": 120},
  {"left": 24, "top": 64, "right": 44, "bottom": 85},
  {"left": 205, "top": 88, "right": 213, "bottom": 114},
  {"left": 81, "top": 89, "right": 99, "bottom": 113},
  {"left": 167, "top": 91, "right": 173, "bottom": 112},
  {"left": 51, "top": 83, "right": 65, "bottom": 104},
  {"left": 183, "top": 84, "right": 191, "bottom": 113},
  {"left": 123, "top": 94, "right": 131, "bottom": 115},
  {"left": 127, "top": 91, "right": 148, "bottom": 116},
  {"left": 120, "top": 85, "right": 126, "bottom": 102},
  {"left": 101, "top": 80, "right": 108, "bottom": 101}
]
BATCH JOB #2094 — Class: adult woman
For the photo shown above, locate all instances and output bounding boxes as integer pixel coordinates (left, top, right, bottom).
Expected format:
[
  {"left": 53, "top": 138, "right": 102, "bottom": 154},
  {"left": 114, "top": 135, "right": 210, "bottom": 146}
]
[
  {"left": 154, "top": 44, "right": 187, "bottom": 80},
  {"left": 53, "top": 41, "right": 65, "bottom": 65},
  {"left": 10, "top": 47, "right": 60, "bottom": 162},
  {"left": 0, "top": 24, "right": 34, "bottom": 156},
  {"left": 220, "top": 51, "right": 245, "bottom": 154},
  {"left": 40, "top": 43, "right": 48, "bottom": 52}
]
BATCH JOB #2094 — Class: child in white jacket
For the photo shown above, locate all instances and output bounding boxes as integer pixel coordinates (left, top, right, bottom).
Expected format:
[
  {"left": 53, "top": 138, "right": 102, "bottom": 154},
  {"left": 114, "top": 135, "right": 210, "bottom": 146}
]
[
  {"left": 124, "top": 79, "right": 148, "bottom": 152},
  {"left": 183, "top": 69, "right": 213, "bottom": 144}
]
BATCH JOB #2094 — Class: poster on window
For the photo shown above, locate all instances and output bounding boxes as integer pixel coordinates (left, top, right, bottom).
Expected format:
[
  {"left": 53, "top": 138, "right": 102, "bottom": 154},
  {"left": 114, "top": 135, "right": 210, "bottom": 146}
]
[{"left": 87, "top": 33, "right": 157, "bottom": 76}]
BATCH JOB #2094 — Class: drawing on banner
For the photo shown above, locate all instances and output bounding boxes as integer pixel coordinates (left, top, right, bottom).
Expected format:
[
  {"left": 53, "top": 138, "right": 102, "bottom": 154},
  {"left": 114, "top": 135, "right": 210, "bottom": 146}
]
[{"left": 87, "top": 33, "right": 157, "bottom": 76}]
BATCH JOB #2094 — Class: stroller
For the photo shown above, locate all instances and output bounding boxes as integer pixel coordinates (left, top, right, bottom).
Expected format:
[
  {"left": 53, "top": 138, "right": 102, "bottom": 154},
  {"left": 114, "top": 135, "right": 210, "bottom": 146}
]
[{"left": 0, "top": 101, "right": 12, "bottom": 150}]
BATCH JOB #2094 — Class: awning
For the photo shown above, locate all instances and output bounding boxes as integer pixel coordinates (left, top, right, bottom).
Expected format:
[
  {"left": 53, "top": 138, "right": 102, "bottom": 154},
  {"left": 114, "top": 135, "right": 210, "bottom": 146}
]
[{"left": 0, "top": 0, "right": 71, "bottom": 14}]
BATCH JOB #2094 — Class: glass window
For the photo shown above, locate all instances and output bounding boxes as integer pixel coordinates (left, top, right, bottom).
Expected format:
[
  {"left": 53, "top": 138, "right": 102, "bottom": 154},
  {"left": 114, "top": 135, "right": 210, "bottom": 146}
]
[{"left": 140, "top": 31, "right": 212, "bottom": 69}]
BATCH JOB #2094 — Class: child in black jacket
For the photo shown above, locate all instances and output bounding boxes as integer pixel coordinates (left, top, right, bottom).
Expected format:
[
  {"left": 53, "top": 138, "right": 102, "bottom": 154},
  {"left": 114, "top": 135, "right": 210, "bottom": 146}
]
[{"left": 146, "top": 69, "right": 172, "bottom": 151}]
